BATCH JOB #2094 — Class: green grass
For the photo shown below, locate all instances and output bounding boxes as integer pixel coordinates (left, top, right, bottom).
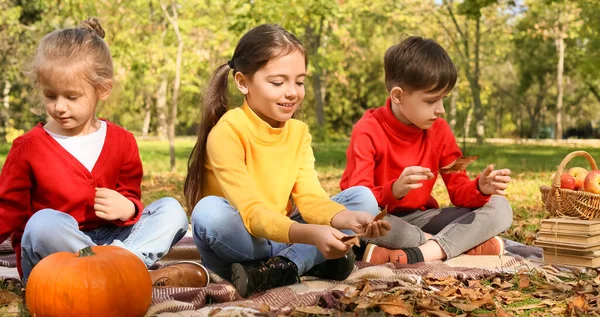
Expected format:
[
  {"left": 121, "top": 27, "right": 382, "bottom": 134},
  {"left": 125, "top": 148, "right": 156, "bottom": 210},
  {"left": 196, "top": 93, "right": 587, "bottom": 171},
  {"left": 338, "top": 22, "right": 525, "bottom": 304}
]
[{"left": 1, "top": 138, "right": 599, "bottom": 244}]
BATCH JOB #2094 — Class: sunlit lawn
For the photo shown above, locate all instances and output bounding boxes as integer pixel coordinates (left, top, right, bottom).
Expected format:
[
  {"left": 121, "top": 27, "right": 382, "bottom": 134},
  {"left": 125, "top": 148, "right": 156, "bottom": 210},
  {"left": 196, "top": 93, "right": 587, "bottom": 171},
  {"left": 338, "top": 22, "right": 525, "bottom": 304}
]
[{"left": 1, "top": 138, "right": 600, "bottom": 244}]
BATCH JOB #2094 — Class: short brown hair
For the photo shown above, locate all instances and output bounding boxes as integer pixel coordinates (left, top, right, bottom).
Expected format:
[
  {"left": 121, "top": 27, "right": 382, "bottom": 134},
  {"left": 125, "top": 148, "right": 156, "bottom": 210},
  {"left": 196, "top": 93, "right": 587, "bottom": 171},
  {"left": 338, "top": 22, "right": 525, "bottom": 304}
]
[{"left": 384, "top": 36, "right": 457, "bottom": 93}]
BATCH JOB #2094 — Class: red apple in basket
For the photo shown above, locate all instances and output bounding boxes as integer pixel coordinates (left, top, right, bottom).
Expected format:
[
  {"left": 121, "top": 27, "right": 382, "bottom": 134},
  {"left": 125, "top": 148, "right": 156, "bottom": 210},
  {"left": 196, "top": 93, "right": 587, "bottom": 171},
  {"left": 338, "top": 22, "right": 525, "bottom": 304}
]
[
  {"left": 560, "top": 173, "right": 576, "bottom": 190},
  {"left": 568, "top": 167, "right": 588, "bottom": 190},
  {"left": 584, "top": 170, "right": 600, "bottom": 194}
]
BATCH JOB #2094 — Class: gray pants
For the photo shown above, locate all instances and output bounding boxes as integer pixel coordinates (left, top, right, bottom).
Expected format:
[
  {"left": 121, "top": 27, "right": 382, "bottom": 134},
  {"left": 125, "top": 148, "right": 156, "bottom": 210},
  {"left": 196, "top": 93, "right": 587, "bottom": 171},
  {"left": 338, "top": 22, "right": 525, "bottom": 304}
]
[{"left": 366, "top": 196, "right": 513, "bottom": 259}]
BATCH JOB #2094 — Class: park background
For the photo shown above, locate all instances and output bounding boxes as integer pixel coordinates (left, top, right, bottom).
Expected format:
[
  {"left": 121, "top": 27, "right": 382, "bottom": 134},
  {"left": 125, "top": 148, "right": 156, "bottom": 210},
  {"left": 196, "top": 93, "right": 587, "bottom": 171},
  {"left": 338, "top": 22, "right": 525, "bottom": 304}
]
[{"left": 1, "top": 0, "right": 600, "bottom": 245}]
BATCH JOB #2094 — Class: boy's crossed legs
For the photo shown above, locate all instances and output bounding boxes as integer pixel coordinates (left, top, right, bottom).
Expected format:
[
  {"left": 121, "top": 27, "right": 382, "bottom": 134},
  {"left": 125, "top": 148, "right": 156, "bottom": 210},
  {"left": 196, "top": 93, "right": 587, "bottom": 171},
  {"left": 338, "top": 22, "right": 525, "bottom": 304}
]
[{"left": 362, "top": 196, "right": 512, "bottom": 264}]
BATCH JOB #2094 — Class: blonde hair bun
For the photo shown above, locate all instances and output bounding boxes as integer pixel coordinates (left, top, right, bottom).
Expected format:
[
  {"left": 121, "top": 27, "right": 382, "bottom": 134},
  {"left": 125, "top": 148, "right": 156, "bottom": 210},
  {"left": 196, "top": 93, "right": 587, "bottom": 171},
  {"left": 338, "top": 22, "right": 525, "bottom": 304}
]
[{"left": 79, "top": 17, "right": 105, "bottom": 39}]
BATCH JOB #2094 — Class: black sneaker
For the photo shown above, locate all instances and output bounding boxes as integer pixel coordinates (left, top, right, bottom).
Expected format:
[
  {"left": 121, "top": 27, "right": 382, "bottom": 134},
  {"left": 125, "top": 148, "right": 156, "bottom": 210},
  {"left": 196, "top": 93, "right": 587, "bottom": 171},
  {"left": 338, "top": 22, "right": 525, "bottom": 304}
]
[
  {"left": 304, "top": 249, "right": 356, "bottom": 281},
  {"left": 231, "top": 256, "right": 300, "bottom": 298}
]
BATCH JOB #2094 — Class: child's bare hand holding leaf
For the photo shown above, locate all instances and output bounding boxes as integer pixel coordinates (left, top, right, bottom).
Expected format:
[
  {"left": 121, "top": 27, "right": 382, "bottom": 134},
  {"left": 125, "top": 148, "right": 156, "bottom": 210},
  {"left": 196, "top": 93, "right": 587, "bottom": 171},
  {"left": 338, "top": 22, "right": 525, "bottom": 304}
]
[
  {"left": 331, "top": 210, "right": 391, "bottom": 239},
  {"left": 94, "top": 188, "right": 136, "bottom": 221},
  {"left": 392, "top": 166, "right": 435, "bottom": 199},
  {"left": 289, "top": 223, "right": 350, "bottom": 259}
]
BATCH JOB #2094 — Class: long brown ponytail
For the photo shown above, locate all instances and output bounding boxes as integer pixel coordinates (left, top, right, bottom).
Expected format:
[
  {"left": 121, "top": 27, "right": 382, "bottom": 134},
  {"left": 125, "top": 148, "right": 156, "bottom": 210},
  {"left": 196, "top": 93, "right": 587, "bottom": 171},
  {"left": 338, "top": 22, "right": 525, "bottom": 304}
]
[{"left": 184, "top": 24, "right": 307, "bottom": 212}]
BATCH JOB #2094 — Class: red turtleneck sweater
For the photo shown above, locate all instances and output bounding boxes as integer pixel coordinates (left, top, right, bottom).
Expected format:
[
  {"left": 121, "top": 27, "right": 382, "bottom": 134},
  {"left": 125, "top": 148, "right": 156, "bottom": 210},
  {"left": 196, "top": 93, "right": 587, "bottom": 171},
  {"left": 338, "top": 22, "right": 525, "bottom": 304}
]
[{"left": 340, "top": 98, "right": 490, "bottom": 214}]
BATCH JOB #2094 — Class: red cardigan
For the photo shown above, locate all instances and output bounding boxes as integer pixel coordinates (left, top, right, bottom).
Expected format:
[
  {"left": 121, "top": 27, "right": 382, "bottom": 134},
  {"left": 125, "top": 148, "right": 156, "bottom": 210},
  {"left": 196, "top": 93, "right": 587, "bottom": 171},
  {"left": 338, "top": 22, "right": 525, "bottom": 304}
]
[
  {"left": 340, "top": 98, "right": 490, "bottom": 214},
  {"left": 0, "top": 120, "right": 143, "bottom": 275}
]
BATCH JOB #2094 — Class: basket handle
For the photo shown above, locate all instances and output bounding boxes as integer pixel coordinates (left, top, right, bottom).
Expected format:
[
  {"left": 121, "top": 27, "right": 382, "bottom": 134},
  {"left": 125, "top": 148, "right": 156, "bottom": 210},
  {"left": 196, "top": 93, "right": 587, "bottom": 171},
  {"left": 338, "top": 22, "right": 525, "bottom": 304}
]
[{"left": 552, "top": 151, "right": 598, "bottom": 188}]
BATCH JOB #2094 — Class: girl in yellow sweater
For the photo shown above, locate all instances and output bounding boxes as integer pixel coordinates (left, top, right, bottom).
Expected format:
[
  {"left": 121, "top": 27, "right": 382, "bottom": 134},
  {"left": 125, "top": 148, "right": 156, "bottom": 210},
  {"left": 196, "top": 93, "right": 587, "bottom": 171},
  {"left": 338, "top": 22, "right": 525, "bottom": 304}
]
[{"left": 185, "top": 24, "right": 390, "bottom": 297}]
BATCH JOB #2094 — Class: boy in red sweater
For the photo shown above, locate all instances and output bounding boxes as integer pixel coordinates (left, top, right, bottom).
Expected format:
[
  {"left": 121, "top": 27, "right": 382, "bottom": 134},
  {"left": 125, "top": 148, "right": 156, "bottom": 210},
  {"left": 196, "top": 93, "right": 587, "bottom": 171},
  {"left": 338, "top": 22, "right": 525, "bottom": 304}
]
[{"left": 340, "top": 36, "right": 513, "bottom": 264}]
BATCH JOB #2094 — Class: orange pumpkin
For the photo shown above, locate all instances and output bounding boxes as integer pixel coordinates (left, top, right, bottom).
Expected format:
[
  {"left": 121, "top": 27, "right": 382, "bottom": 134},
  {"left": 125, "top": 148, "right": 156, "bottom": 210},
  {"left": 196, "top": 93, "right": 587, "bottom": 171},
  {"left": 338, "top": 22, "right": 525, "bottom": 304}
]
[{"left": 26, "top": 246, "right": 152, "bottom": 317}]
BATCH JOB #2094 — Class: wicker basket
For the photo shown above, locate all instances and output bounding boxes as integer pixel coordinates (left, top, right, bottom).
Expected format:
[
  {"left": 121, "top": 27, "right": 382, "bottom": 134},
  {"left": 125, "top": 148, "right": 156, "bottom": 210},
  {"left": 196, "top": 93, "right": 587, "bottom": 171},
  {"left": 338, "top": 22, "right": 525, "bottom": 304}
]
[{"left": 540, "top": 151, "right": 600, "bottom": 220}]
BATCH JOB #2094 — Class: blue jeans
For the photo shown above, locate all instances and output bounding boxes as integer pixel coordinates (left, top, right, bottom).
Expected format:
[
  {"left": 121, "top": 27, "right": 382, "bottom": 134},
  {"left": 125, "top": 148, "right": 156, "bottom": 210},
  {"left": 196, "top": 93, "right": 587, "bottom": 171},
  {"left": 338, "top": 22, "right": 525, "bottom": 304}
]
[
  {"left": 20, "top": 197, "right": 189, "bottom": 283},
  {"left": 191, "top": 186, "right": 379, "bottom": 279}
]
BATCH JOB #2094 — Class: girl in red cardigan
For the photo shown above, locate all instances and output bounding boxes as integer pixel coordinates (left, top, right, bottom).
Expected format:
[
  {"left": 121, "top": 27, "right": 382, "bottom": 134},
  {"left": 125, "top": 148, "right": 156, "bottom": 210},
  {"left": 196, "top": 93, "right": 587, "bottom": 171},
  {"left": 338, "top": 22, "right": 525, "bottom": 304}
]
[{"left": 0, "top": 18, "right": 188, "bottom": 283}]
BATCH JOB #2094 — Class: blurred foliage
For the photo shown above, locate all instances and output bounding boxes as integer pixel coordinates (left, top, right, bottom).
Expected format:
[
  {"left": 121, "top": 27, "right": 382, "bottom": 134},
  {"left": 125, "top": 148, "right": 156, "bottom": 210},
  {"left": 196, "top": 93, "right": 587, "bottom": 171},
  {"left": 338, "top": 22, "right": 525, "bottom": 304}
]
[{"left": 0, "top": 0, "right": 599, "bottom": 141}]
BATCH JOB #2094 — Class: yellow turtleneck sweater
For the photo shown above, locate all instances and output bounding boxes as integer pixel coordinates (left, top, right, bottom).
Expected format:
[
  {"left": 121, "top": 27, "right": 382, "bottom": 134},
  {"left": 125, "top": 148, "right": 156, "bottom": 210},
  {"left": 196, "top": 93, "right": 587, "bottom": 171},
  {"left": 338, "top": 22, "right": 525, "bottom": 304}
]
[{"left": 202, "top": 102, "right": 345, "bottom": 243}]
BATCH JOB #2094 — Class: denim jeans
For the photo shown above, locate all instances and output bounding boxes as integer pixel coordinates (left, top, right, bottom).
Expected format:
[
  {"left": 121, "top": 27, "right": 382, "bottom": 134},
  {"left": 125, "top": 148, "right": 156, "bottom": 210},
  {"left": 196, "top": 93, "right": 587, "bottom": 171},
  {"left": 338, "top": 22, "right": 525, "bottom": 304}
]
[
  {"left": 191, "top": 186, "right": 379, "bottom": 280},
  {"left": 366, "top": 196, "right": 513, "bottom": 258},
  {"left": 20, "top": 197, "right": 189, "bottom": 283}
]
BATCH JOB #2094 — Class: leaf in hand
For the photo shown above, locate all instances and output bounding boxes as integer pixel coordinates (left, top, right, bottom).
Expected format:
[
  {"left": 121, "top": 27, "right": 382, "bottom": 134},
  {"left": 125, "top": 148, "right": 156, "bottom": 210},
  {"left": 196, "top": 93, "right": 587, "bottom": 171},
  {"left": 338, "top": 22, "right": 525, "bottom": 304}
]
[
  {"left": 374, "top": 205, "right": 388, "bottom": 221},
  {"left": 440, "top": 156, "right": 478, "bottom": 174},
  {"left": 340, "top": 234, "right": 363, "bottom": 247}
]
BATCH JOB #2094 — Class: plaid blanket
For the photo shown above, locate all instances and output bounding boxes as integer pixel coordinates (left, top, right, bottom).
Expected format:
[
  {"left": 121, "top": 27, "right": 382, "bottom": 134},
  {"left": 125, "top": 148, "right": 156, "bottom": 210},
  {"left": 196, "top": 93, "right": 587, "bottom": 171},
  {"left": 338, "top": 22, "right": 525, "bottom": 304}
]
[
  {"left": 0, "top": 237, "right": 543, "bottom": 317},
  {"left": 147, "top": 256, "right": 532, "bottom": 317}
]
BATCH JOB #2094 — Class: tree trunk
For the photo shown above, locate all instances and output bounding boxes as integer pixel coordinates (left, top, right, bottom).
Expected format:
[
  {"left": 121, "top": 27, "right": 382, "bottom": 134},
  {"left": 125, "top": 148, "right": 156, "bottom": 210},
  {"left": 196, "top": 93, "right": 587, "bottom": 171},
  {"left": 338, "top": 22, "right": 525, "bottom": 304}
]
[
  {"left": 473, "top": 17, "right": 485, "bottom": 144},
  {"left": 304, "top": 20, "right": 326, "bottom": 140},
  {"left": 467, "top": 76, "right": 485, "bottom": 142},
  {"left": 465, "top": 105, "right": 473, "bottom": 139},
  {"left": 161, "top": 2, "right": 183, "bottom": 173},
  {"left": 588, "top": 82, "right": 600, "bottom": 103},
  {"left": 2, "top": 80, "right": 11, "bottom": 140},
  {"left": 142, "top": 93, "right": 152, "bottom": 138},
  {"left": 156, "top": 77, "right": 168, "bottom": 139},
  {"left": 555, "top": 32, "right": 565, "bottom": 140},
  {"left": 312, "top": 72, "right": 325, "bottom": 136},
  {"left": 442, "top": 1, "right": 485, "bottom": 144},
  {"left": 495, "top": 107, "right": 502, "bottom": 137},
  {"left": 449, "top": 86, "right": 458, "bottom": 131},
  {"left": 517, "top": 106, "right": 523, "bottom": 138}
]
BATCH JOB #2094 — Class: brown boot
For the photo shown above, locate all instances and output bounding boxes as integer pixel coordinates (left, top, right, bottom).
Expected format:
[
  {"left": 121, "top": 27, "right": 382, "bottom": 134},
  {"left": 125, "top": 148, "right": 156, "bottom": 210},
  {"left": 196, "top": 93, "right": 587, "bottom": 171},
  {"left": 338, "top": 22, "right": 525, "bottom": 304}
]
[{"left": 149, "top": 261, "right": 210, "bottom": 288}]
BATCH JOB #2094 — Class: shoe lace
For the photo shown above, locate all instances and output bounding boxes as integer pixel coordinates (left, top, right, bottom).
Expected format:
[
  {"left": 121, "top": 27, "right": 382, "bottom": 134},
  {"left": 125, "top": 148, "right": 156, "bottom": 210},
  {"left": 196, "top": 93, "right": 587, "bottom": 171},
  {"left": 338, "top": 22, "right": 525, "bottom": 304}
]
[{"left": 248, "top": 258, "right": 298, "bottom": 293}]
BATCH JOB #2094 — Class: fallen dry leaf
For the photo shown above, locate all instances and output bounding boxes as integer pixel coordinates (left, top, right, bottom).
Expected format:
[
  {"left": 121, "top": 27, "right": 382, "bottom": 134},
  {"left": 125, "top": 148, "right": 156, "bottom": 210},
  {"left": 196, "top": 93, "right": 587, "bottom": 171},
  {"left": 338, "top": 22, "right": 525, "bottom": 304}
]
[
  {"left": 468, "top": 279, "right": 482, "bottom": 288},
  {"left": 417, "top": 297, "right": 441, "bottom": 311},
  {"left": 426, "top": 275, "right": 460, "bottom": 287},
  {"left": 0, "top": 290, "right": 20, "bottom": 305},
  {"left": 359, "top": 282, "right": 372, "bottom": 297},
  {"left": 550, "top": 306, "right": 567, "bottom": 314},
  {"left": 425, "top": 310, "right": 455, "bottom": 317},
  {"left": 554, "top": 283, "right": 573, "bottom": 292},
  {"left": 495, "top": 302, "right": 515, "bottom": 317},
  {"left": 378, "top": 297, "right": 413, "bottom": 316},
  {"left": 0, "top": 300, "right": 22, "bottom": 316},
  {"left": 491, "top": 278, "right": 513, "bottom": 289},
  {"left": 518, "top": 275, "right": 530, "bottom": 289},
  {"left": 569, "top": 295, "right": 588, "bottom": 311},
  {"left": 457, "top": 287, "right": 478, "bottom": 299},
  {"left": 259, "top": 302, "right": 270, "bottom": 313},
  {"left": 437, "top": 287, "right": 458, "bottom": 298},
  {"left": 451, "top": 297, "right": 493, "bottom": 311}
]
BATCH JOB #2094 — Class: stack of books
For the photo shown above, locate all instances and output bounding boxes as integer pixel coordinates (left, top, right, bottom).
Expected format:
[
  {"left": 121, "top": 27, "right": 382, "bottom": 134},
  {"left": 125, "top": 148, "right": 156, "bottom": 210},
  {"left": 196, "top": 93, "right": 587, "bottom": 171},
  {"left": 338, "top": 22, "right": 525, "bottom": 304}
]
[{"left": 534, "top": 218, "right": 600, "bottom": 268}]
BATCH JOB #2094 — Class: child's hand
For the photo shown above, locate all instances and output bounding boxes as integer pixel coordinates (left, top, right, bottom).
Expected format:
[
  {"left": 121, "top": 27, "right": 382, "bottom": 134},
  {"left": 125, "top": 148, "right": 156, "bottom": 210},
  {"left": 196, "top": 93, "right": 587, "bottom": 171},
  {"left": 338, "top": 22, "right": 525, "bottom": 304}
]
[
  {"left": 331, "top": 210, "right": 391, "bottom": 238},
  {"left": 94, "top": 188, "right": 136, "bottom": 221},
  {"left": 310, "top": 225, "right": 351, "bottom": 259},
  {"left": 478, "top": 165, "right": 511, "bottom": 196},
  {"left": 363, "top": 220, "right": 392, "bottom": 239},
  {"left": 392, "top": 166, "right": 435, "bottom": 199}
]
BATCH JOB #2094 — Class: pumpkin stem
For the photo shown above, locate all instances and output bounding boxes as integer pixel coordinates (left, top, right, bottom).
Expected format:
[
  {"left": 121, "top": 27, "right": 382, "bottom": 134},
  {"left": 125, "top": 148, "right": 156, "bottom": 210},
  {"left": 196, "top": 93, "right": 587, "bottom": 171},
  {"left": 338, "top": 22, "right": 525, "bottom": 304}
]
[{"left": 78, "top": 247, "right": 96, "bottom": 257}]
